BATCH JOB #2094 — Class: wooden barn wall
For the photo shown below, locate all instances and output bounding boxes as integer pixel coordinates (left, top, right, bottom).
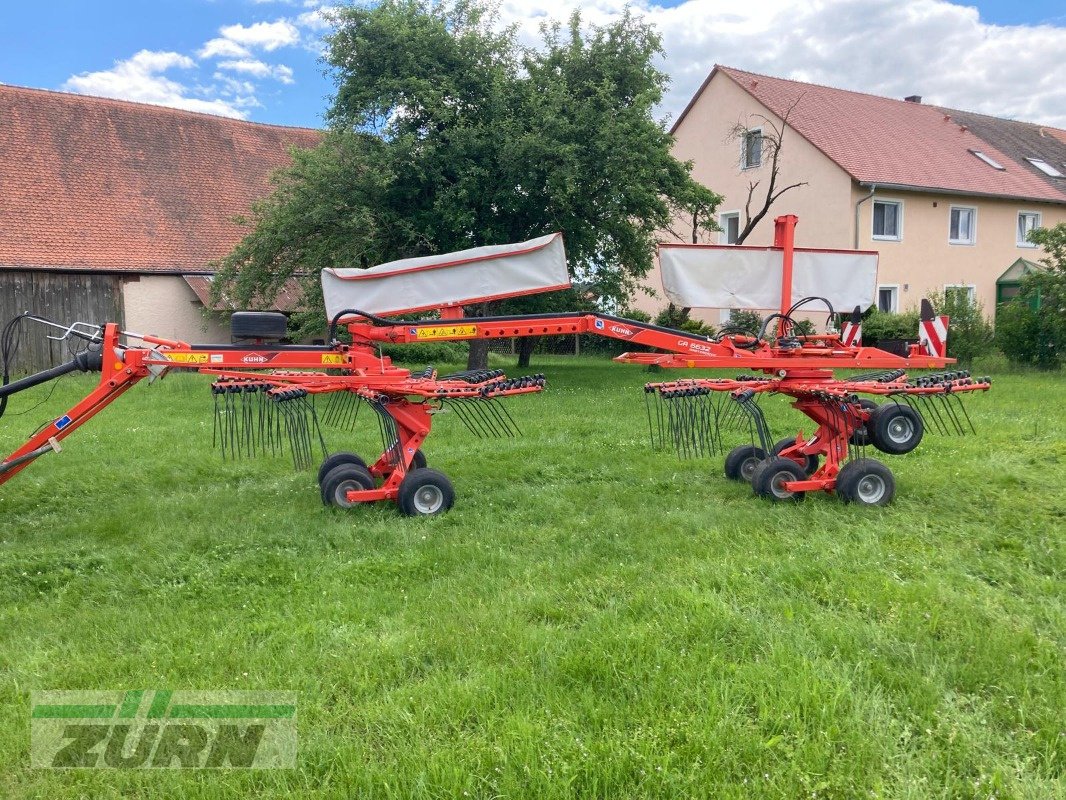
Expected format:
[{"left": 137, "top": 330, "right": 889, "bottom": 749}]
[{"left": 0, "top": 271, "right": 124, "bottom": 373}]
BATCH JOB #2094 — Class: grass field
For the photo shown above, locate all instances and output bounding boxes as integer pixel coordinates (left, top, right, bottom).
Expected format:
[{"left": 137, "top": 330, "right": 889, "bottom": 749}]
[{"left": 0, "top": 356, "right": 1063, "bottom": 798}]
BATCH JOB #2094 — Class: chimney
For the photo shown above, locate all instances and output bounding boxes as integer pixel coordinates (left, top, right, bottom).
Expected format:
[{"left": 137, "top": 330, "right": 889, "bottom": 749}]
[{"left": 904, "top": 95, "right": 922, "bottom": 103}]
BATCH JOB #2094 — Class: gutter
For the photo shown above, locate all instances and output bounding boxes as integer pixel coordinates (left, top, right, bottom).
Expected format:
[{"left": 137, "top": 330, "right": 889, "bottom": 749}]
[
  {"left": 855, "top": 181, "right": 1066, "bottom": 206},
  {"left": 854, "top": 184, "right": 876, "bottom": 249}
]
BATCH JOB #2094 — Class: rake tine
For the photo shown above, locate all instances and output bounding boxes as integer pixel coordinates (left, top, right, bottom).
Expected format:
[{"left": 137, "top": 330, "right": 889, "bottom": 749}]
[
  {"left": 937, "top": 392, "right": 966, "bottom": 436},
  {"left": 914, "top": 394, "right": 948, "bottom": 436},
  {"left": 480, "top": 397, "right": 516, "bottom": 438},
  {"left": 493, "top": 397, "right": 523, "bottom": 437},
  {"left": 953, "top": 393, "right": 977, "bottom": 435},
  {"left": 468, "top": 399, "right": 504, "bottom": 437},
  {"left": 445, "top": 400, "right": 483, "bottom": 438}
]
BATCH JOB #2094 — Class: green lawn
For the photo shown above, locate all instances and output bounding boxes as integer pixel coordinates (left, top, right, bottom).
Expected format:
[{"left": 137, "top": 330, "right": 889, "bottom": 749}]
[{"left": 0, "top": 358, "right": 1063, "bottom": 798}]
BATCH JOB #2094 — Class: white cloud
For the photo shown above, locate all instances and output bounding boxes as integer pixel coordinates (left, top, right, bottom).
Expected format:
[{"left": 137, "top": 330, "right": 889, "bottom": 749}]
[
  {"left": 296, "top": 7, "right": 335, "bottom": 32},
  {"left": 494, "top": 0, "right": 1066, "bottom": 128},
  {"left": 62, "top": 50, "right": 249, "bottom": 119},
  {"left": 218, "top": 58, "right": 296, "bottom": 83},
  {"left": 218, "top": 20, "right": 301, "bottom": 51},
  {"left": 198, "top": 37, "right": 252, "bottom": 59}
]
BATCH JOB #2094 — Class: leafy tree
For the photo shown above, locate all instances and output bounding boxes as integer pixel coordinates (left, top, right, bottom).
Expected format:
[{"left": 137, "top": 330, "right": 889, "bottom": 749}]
[
  {"left": 213, "top": 0, "right": 720, "bottom": 368},
  {"left": 997, "top": 223, "right": 1066, "bottom": 368}
]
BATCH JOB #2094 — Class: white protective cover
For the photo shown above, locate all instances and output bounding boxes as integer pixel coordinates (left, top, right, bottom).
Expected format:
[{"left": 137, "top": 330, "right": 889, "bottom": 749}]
[
  {"left": 659, "top": 244, "right": 878, "bottom": 311},
  {"left": 322, "top": 232, "right": 569, "bottom": 319}
]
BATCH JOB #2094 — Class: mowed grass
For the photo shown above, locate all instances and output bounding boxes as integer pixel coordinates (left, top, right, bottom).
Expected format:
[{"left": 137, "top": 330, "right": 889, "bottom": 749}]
[{"left": 0, "top": 357, "right": 1062, "bottom": 799}]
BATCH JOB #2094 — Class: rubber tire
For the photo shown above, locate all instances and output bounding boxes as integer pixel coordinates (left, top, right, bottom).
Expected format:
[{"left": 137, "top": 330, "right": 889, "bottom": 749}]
[
  {"left": 751, "top": 457, "right": 807, "bottom": 502},
  {"left": 848, "top": 398, "right": 879, "bottom": 447},
  {"left": 321, "top": 464, "right": 375, "bottom": 508},
  {"left": 397, "top": 468, "right": 455, "bottom": 517},
  {"left": 836, "top": 458, "right": 895, "bottom": 506},
  {"left": 772, "top": 437, "right": 820, "bottom": 476},
  {"left": 317, "top": 452, "right": 367, "bottom": 486},
  {"left": 411, "top": 449, "right": 428, "bottom": 470},
  {"left": 724, "top": 445, "right": 768, "bottom": 483},
  {"left": 868, "top": 403, "right": 924, "bottom": 455}
]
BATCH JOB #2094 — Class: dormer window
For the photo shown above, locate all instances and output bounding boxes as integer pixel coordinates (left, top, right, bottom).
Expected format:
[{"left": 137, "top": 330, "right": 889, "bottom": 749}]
[
  {"left": 969, "top": 150, "right": 1005, "bottom": 170},
  {"left": 1026, "top": 158, "right": 1064, "bottom": 177}
]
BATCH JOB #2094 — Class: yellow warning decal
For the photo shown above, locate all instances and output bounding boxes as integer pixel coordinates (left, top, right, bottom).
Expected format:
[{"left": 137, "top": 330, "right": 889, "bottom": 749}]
[
  {"left": 166, "top": 353, "right": 210, "bottom": 364},
  {"left": 321, "top": 354, "right": 345, "bottom": 365},
  {"left": 416, "top": 325, "right": 478, "bottom": 340}
]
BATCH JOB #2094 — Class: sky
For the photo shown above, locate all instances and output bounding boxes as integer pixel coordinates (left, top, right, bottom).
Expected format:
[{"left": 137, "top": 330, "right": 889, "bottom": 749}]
[{"left": 1, "top": 0, "right": 1064, "bottom": 129}]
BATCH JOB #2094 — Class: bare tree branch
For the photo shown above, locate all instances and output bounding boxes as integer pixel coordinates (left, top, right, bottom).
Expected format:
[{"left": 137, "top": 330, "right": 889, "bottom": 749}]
[{"left": 726, "top": 96, "right": 808, "bottom": 244}]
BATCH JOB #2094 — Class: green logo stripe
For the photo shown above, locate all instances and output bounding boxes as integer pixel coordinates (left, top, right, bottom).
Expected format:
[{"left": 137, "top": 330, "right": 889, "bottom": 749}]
[
  {"left": 147, "top": 690, "right": 172, "bottom": 719},
  {"left": 167, "top": 704, "right": 296, "bottom": 719},
  {"left": 118, "top": 690, "right": 144, "bottom": 718},
  {"left": 31, "top": 704, "right": 117, "bottom": 719}
]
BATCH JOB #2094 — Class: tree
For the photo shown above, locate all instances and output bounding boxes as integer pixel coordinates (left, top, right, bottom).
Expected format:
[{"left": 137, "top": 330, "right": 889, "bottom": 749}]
[
  {"left": 727, "top": 102, "right": 807, "bottom": 244},
  {"left": 213, "top": 0, "right": 719, "bottom": 368},
  {"left": 998, "top": 223, "right": 1066, "bottom": 368}
]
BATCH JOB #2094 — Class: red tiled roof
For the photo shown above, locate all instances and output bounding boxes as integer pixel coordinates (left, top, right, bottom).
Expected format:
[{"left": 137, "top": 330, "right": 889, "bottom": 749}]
[
  {"left": 0, "top": 85, "right": 322, "bottom": 272},
  {"left": 183, "top": 275, "right": 305, "bottom": 312},
  {"left": 681, "top": 66, "right": 1066, "bottom": 205}
]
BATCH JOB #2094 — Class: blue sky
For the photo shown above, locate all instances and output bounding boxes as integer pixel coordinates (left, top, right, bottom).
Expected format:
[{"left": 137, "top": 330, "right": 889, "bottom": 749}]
[{"left": 1, "top": 1, "right": 1064, "bottom": 128}]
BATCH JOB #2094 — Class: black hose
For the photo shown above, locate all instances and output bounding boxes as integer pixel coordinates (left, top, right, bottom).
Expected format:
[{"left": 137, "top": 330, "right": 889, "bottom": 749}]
[{"left": 327, "top": 308, "right": 396, "bottom": 344}]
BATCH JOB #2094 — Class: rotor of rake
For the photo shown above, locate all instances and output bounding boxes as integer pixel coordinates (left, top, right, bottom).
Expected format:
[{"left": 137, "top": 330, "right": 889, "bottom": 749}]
[{"left": 210, "top": 378, "right": 327, "bottom": 470}]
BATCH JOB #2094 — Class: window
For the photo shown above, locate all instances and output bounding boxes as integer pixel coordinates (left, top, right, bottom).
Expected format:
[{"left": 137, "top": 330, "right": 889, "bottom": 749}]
[
  {"left": 741, "top": 128, "right": 762, "bottom": 169},
  {"left": 1026, "top": 158, "right": 1064, "bottom": 177},
  {"left": 949, "top": 206, "right": 976, "bottom": 245},
  {"left": 872, "top": 200, "right": 902, "bottom": 240},
  {"left": 719, "top": 308, "right": 732, "bottom": 324},
  {"left": 719, "top": 212, "right": 740, "bottom": 244},
  {"left": 944, "top": 284, "right": 976, "bottom": 305},
  {"left": 877, "top": 285, "right": 899, "bottom": 313},
  {"left": 1017, "top": 211, "right": 1040, "bottom": 247},
  {"left": 969, "top": 150, "right": 1005, "bottom": 170}
]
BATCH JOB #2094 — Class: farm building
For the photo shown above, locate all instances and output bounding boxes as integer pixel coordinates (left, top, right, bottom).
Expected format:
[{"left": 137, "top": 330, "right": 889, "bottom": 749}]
[
  {"left": 646, "top": 66, "right": 1066, "bottom": 322},
  {"left": 0, "top": 84, "right": 320, "bottom": 370}
]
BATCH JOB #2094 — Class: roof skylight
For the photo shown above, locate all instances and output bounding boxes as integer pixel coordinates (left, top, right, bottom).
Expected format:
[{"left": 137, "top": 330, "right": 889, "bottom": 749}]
[
  {"left": 969, "top": 150, "right": 1005, "bottom": 170},
  {"left": 1026, "top": 158, "right": 1064, "bottom": 177}
]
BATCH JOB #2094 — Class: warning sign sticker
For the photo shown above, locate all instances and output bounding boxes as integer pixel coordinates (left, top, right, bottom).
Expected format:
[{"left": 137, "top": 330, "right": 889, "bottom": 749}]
[
  {"left": 165, "top": 353, "right": 210, "bottom": 364},
  {"left": 415, "top": 325, "right": 478, "bottom": 341}
]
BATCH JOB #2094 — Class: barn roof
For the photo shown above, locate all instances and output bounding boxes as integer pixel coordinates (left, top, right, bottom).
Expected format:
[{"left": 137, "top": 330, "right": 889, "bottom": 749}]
[{"left": 0, "top": 84, "right": 322, "bottom": 273}]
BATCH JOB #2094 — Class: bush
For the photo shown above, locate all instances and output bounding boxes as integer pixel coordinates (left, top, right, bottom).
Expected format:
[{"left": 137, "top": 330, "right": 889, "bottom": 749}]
[
  {"left": 861, "top": 309, "right": 920, "bottom": 343},
  {"left": 925, "top": 290, "right": 995, "bottom": 365},
  {"left": 653, "top": 305, "right": 715, "bottom": 336},
  {"left": 998, "top": 223, "right": 1066, "bottom": 369},
  {"left": 995, "top": 301, "right": 1061, "bottom": 369},
  {"left": 723, "top": 309, "right": 763, "bottom": 337},
  {"left": 380, "top": 341, "right": 468, "bottom": 365}
]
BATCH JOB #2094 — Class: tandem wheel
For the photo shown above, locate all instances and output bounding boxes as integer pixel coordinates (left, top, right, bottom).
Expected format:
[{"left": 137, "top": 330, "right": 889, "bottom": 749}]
[
  {"left": 397, "top": 468, "right": 455, "bottom": 517},
  {"left": 320, "top": 463, "right": 376, "bottom": 508},
  {"left": 772, "top": 437, "right": 820, "bottom": 475},
  {"left": 724, "top": 445, "right": 768, "bottom": 483},
  {"left": 751, "top": 457, "right": 807, "bottom": 503},
  {"left": 835, "top": 458, "right": 895, "bottom": 506}
]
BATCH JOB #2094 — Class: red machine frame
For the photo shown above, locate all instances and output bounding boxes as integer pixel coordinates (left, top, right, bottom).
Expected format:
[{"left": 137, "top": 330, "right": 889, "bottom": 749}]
[{"left": 2, "top": 216, "right": 991, "bottom": 510}]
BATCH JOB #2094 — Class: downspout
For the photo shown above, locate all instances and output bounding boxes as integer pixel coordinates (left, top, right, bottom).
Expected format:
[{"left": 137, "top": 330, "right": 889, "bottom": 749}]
[{"left": 854, "top": 184, "right": 877, "bottom": 249}]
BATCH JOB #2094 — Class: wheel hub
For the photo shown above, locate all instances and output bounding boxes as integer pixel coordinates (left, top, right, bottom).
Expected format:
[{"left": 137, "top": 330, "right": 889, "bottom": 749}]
[
  {"left": 888, "top": 417, "right": 914, "bottom": 443},
  {"left": 856, "top": 474, "right": 886, "bottom": 503},
  {"left": 413, "top": 485, "right": 444, "bottom": 514}
]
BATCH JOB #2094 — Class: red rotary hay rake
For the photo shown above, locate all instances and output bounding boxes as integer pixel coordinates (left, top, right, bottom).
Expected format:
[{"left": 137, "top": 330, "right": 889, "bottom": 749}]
[{"left": 1, "top": 218, "right": 991, "bottom": 513}]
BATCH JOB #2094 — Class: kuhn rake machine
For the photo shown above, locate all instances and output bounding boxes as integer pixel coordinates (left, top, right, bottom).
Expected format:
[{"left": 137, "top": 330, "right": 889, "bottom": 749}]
[{"left": 1, "top": 218, "right": 990, "bottom": 513}]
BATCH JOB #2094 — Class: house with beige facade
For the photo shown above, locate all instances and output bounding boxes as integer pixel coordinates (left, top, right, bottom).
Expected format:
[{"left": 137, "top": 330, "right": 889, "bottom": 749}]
[
  {"left": 0, "top": 85, "right": 320, "bottom": 370},
  {"left": 643, "top": 66, "right": 1066, "bottom": 323}
]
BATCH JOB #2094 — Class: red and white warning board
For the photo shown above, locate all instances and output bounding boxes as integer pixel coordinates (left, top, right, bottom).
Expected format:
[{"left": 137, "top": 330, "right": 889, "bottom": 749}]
[{"left": 919, "top": 315, "right": 949, "bottom": 358}]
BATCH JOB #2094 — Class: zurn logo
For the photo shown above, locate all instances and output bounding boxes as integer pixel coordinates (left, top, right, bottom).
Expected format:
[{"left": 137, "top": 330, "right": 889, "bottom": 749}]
[{"left": 31, "top": 690, "right": 296, "bottom": 769}]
